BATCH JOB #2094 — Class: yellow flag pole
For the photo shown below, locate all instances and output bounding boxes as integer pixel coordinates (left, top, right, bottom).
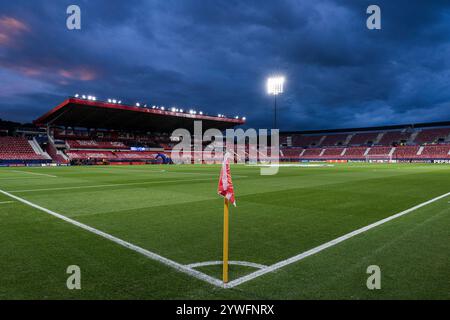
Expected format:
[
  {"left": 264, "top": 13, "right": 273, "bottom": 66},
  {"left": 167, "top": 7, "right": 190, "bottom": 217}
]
[{"left": 223, "top": 198, "right": 229, "bottom": 283}]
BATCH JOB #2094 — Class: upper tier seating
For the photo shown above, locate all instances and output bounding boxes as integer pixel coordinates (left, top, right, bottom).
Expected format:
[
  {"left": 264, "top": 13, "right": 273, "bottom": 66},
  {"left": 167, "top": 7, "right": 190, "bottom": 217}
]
[
  {"left": 414, "top": 128, "right": 450, "bottom": 144},
  {"left": 348, "top": 133, "right": 378, "bottom": 146},
  {"left": 378, "top": 131, "right": 411, "bottom": 146},
  {"left": 292, "top": 135, "right": 323, "bottom": 147},
  {"left": 320, "top": 134, "right": 349, "bottom": 146}
]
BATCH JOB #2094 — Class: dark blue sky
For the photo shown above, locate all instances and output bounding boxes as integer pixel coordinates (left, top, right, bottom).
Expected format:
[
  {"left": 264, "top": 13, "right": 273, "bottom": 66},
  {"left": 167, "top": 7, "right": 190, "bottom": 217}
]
[{"left": 1, "top": 0, "right": 450, "bottom": 130}]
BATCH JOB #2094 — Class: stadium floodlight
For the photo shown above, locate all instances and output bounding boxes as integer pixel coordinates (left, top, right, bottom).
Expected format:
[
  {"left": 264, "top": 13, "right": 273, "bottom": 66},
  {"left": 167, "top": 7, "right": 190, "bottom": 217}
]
[
  {"left": 235, "top": 116, "right": 239, "bottom": 119},
  {"left": 136, "top": 103, "right": 140, "bottom": 107},
  {"left": 267, "top": 76, "right": 285, "bottom": 129},
  {"left": 179, "top": 109, "right": 183, "bottom": 113},
  {"left": 242, "top": 117, "right": 246, "bottom": 121},
  {"left": 199, "top": 111, "right": 203, "bottom": 115},
  {"left": 112, "top": 99, "right": 117, "bottom": 103},
  {"left": 82, "top": 95, "right": 86, "bottom": 99},
  {"left": 92, "top": 96, "right": 96, "bottom": 101},
  {"left": 161, "top": 107, "right": 165, "bottom": 110},
  {"left": 75, "top": 94, "right": 79, "bottom": 98},
  {"left": 118, "top": 100, "right": 122, "bottom": 104}
]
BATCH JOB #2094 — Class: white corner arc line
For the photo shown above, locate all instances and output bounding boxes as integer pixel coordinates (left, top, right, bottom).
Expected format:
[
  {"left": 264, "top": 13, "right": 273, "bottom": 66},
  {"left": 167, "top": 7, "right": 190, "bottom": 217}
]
[
  {"left": 224, "top": 191, "right": 450, "bottom": 288},
  {"left": 10, "top": 170, "right": 57, "bottom": 178},
  {"left": 186, "top": 261, "right": 267, "bottom": 270},
  {"left": 0, "top": 189, "right": 224, "bottom": 288}
]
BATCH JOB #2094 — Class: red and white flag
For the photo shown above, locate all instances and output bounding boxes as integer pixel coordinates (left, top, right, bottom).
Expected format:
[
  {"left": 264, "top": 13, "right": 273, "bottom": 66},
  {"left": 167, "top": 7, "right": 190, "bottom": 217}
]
[{"left": 218, "top": 153, "right": 236, "bottom": 206}]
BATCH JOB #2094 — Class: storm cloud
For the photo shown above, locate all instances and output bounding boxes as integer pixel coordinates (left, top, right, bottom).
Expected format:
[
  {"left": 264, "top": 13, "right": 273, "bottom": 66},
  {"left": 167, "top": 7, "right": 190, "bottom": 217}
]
[{"left": 1, "top": 0, "right": 450, "bottom": 130}]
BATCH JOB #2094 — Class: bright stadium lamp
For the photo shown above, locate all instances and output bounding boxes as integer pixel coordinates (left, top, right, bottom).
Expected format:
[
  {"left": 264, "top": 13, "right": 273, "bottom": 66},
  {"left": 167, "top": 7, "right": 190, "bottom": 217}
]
[
  {"left": 75, "top": 94, "right": 79, "bottom": 98},
  {"left": 267, "top": 76, "right": 285, "bottom": 128}
]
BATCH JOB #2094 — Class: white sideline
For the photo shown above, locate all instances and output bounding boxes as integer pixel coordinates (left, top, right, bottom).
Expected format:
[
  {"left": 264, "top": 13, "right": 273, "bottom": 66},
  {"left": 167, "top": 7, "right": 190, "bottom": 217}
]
[
  {"left": 0, "top": 201, "right": 14, "bottom": 204},
  {"left": 0, "top": 189, "right": 224, "bottom": 288},
  {"left": 10, "top": 170, "right": 57, "bottom": 178},
  {"left": 7, "top": 178, "right": 213, "bottom": 193},
  {"left": 224, "top": 191, "right": 450, "bottom": 288}
]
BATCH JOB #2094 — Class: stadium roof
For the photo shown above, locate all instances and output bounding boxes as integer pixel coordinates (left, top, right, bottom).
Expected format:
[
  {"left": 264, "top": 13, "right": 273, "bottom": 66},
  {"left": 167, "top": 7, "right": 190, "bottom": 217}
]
[{"left": 34, "top": 98, "right": 245, "bottom": 132}]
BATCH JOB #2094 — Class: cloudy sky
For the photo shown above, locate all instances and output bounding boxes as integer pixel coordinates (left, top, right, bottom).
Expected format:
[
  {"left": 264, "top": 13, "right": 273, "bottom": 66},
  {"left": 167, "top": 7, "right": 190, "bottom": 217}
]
[{"left": 1, "top": 0, "right": 450, "bottom": 130}]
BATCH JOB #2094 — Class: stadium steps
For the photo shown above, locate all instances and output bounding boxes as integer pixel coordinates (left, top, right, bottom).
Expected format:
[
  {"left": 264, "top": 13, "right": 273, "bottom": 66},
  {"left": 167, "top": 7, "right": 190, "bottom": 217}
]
[
  {"left": 344, "top": 134, "right": 354, "bottom": 145},
  {"left": 374, "top": 132, "right": 385, "bottom": 144},
  {"left": 30, "top": 138, "right": 51, "bottom": 159},
  {"left": 408, "top": 130, "right": 420, "bottom": 144},
  {"left": 417, "top": 146, "right": 425, "bottom": 155},
  {"left": 317, "top": 135, "right": 326, "bottom": 146}
]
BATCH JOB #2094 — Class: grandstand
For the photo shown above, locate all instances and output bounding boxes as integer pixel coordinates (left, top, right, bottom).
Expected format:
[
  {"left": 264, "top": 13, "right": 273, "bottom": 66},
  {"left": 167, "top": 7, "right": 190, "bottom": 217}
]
[
  {"left": 280, "top": 122, "right": 450, "bottom": 162},
  {"left": 1, "top": 97, "right": 450, "bottom": 166}
]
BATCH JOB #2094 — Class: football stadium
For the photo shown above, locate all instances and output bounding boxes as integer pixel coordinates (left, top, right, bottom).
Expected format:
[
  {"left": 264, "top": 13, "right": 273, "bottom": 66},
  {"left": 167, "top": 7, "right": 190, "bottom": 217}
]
[
  {"left": 0, "top": 0, "right": 449, "bottom": 309},
  {"left": 0, "top": 96, "right": 449, "bottom": 301}
]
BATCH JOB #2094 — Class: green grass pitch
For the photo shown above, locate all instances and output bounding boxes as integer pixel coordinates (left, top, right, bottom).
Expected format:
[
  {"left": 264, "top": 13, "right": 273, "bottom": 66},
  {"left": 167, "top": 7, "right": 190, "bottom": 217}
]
[{"left": 0, "top": 163, "right": 449, "bottom": 299}]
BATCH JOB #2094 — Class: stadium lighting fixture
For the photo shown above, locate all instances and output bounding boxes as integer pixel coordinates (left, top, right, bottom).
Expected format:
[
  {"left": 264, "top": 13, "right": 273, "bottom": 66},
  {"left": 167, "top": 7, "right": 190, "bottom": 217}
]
[
  {"left": 242, "top": 117, "right": 246, "bottom": 121},
  {"left": 118, "top": 100, "right": 122, "bottom": 104},
  {"left": 235, "top": 116, "right": 239, "bottom": 119},
  {"left": 75, "top": 94, "right": 79, "bottom": 98},
  {"left": 171, "top": 107, "right": 176, "bottom": 112},
  {"left": 199, "top": 111, "right": 203, "bottom": 115},
  {"left": 179, "top": 109, "right": 183, "bottom": 113},
  {"left": 82, "top": 95, "right": 86, "bottom": 99},
  {"left": 161, "top": 107, "right": 165, "bottom": 110},
  {"left": 112, "top": 99, "right": 117, "bottom": 103},
  {"left": 136, "top": 103, "right": 141, "bottom": 107},
  {"left": 152, "top": 106, "right": 156, "bottom": 109},
  {"left": 92, "top": 96, "right": 96, "bottom": 101},
  {"left": 267, "top": 76, "right": 285, "bottom": 129}
]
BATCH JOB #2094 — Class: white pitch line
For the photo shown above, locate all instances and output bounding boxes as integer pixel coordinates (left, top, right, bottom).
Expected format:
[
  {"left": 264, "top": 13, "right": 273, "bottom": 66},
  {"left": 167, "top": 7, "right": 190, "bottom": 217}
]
[
  {"left": 224, "top": 191, "right": 450, "bottom": 288},
  {"left": 7, "top": 178, "right": 213, "bottom": 193},
  {"left": 10, "top": 170, "right": 57, "bottom": 178},
  {"left": 0, "top": 188, "right": 224, "bottom": 288},
  {"left": 0, "top": 201, "right": 14, "bottom": 204},
  {"left": 186, "top": 261, "right": 267, "bottom": 270}
]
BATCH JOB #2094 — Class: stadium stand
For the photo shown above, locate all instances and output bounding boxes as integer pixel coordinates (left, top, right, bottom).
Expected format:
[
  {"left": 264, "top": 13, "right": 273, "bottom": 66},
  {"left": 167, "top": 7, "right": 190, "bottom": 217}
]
[
  {"left": 321, "top": 147, "right": 345, "bottom": 159},
  {"left": 392, "top": 146, "right": 420, "bottom": 159},
  {"left": 2, "top": 97, "right": 449, "bottom": 166},
  {"left": 0, "top": 136, "right": 49, "bottom": 163},
  {"left": 413, "top": 128, "right": 450, "bottom": 144},
  {"left": 320, "top": 134, "right": 349, "bottom": 146},
  {"left": 348, "top": 132, "right": 378, "bottom": 146},
  {"left": 378, "top": 130, "right": 411, "bottom": 146},
  {"left": 342, "top": 147, "right": 368, "bottom": 159},
  {"left": 419, "top": 145, "right": 450, "bottom": 159}
]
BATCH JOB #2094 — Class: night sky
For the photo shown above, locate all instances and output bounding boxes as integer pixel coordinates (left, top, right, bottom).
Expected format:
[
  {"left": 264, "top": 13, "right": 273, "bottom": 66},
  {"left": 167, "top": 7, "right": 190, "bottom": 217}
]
[{"left": 1, "top": 0, "right": 450, "bottom": 130}]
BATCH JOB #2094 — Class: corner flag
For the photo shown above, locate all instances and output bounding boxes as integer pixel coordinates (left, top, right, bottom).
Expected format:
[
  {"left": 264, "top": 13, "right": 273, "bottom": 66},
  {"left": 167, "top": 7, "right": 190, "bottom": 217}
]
[
  {"left": 218, "top": 153, "right": 236, "bottom": 284},
  {"left": 218, "top": 153, "right": 236, "bottom": 206}
]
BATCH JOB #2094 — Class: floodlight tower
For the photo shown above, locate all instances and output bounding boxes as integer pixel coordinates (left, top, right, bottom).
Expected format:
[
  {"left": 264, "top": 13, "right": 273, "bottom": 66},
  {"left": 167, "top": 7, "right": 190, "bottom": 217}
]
[{"left": 267, "top": 76, "right": 285, "bottom": 129}]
